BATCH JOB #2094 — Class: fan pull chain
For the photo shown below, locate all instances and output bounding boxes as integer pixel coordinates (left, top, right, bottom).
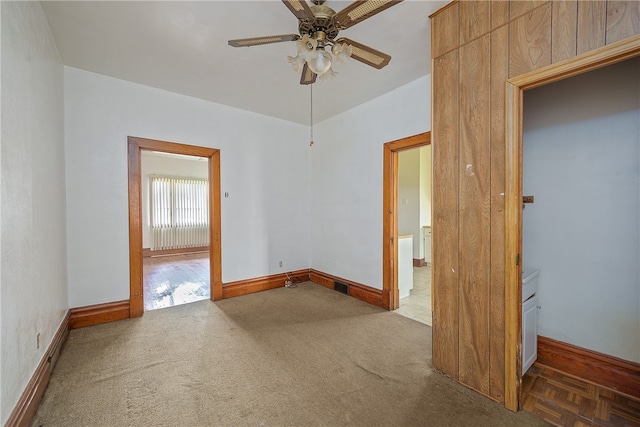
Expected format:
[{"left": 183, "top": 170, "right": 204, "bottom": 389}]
[{"left": 309, "top": 83, "right": 314, "bottom": 147}]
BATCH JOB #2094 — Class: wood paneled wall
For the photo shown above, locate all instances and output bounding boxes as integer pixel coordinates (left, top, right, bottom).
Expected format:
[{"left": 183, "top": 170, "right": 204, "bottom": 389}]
[{"left": 430, "top": 0, "right": 640, "bottom": 405}]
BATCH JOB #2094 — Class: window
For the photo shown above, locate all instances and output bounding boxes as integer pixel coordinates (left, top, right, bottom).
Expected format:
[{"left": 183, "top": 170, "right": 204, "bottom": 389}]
[{"left": 150, "top": 176, "right": 209, "bottom": 250}]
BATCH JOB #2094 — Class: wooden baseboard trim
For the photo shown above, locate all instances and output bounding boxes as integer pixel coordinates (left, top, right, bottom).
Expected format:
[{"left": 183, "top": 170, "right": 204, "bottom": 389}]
[
  {"left": 69, "top": 300, "right": 130, "bottom": 330},
  {"left": 537, "top": 335, "right": 640, "bottom": 399},
  {"left": 5, "top": 311, "right": 70, "bottom": 427},
  {"left": 143, "top": 246, "right": 209, "bottom": 257},
  {"left": 413, "top": 258, "right": 426, "bottom": 267},
  {"left": 309, "top": 269, "right": 385, "bottom": 308},
  {"left": 222, "top": 269, "right": 310, "bottom": 299}
]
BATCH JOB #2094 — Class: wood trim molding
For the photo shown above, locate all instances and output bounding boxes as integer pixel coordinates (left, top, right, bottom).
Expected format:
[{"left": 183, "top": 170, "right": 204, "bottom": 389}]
[
  {"left": 209, "top": 149, "right": 223, "bottom": 300},
  {"left": 504, "top": 35, "right": 640, "bottom": 411},
  {"left": 222, "top": 269, "right": 310, "bottom": 299},
  {"left": 349, "top": 282, "right": 385, "bottom": 309},
  {"left": 127, "top": 136, "right": 222, "bottom": 317},
  {"left": 382, "top": 142, "right": 395, "bottom": 310},
  {"left": 309, "top": 269, "right": 385, "bottom": 309},
  {"left": 383, "top": 132, "right": 431, "bottom": 310},
  {"left": 504, "top": 77, "right": 523, "bottom": 411},
  {"left": 508, "top": 35, "right": 640, "bottom": 91},
  {"left": 69, "top": 300, "right": 130, "bottom": 330},
  {"left": 5, "top": 311, "right": 70, "bottom": 427},
  {"left": 71, "top": 268, "right": 309, "bottom": 329},
  {"left": 142, "top": 247, "right": 209, "bottom": 257},
  {"left": 429, "top": 0, "right": 457, "bottom": 19},
  {"left": 537, "top": 336, "right": 640, "bottom": 400},
  {"left": 413, "top": 258, "right": 427, "bottom": 268},
  {"left": 384, "top": 132, "right": 432, "bottom": 151}
]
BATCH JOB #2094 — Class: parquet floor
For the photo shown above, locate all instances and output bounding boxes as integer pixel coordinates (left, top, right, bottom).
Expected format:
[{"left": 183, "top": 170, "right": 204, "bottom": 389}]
[{"left": 523, "top": 364, "right": 640, "bottom": 426}]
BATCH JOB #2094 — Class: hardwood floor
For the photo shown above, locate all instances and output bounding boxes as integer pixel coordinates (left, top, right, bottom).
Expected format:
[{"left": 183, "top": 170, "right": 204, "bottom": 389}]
[
  {"left": 143, "top": 252, "right": 210, "bottom": 311},
  {"left": 523, "top": 364, "right": 640, "bottom": 426}
]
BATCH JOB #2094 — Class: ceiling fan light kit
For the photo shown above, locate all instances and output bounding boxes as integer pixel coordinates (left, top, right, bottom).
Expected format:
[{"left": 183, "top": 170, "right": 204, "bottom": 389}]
[
  {"left": 297, "top": 34, "right": 318, "bottom": 61},
  {"left": 332, "top": 43, "right": 353, "bottom": 64},
  {"left": 228, "top": 0, "right": 403, "bottom": 85},
  {"left": 307, "top": 49, "right": 333, "bottom": 75}
]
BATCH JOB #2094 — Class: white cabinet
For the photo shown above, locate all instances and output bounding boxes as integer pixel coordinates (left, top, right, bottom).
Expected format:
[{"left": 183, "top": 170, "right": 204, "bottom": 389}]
[
  {"left": 422, "top": 226, "right": 431, "bottom": 265},
  {"left": 398, "top": 235, "right": 414, "bottom": 299},
  {"left": 522, "top": 295, "right": 538, "bottom": 374}
]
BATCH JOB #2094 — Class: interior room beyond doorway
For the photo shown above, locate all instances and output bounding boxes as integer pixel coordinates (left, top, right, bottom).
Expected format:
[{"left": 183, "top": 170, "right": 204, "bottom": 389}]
[
  {"left": 140, "top": 149, "right": 212, "bottom": 311},
  {"left": 397, "top": 145, "right": 432, "bottom": 325},
  {"left": 383, "top": 133, "right": 432, "bottom": 324}
]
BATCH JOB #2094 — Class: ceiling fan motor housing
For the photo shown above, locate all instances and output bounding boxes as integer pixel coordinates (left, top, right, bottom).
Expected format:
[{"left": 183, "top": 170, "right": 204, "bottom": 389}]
[{"left": 298, "top": 4, "right": 339, "bottom": 43}]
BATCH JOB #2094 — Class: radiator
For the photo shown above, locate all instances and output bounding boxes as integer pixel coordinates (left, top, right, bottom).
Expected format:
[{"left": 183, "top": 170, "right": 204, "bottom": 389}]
[{"left": 152, "top": 225, "right": 209, "bottom": 250}]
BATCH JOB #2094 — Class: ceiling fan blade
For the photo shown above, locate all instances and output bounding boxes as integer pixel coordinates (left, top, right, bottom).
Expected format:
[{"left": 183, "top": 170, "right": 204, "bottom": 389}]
[
  {"left": 334, "top": 0, "right": 403, "bottom": 30},
  {"left": 335, "top": 38, "right": 391, "bottom": 69},
  {"left": 300, "top": 63, "right": 317, "bottom": 85},
  {"left": 282, "top": 0, "right": 315, "bottom": 21},
  {"left": 228, "top": 34, "right": 299, "bottom": 48}
]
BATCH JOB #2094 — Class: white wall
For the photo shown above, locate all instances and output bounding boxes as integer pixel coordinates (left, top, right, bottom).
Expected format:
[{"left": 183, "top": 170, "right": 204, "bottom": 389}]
[
  {"left": 522, "top": 58, "right": 640, "bottom": 362},
  {"left": 399, "top": 148, "right": 421, "bottom": 257},
  {"left": 65, "top": 67, "right": 310, "bottom": 307},
  {"left": 420, "top": 145, "right": 432, "bottom": 229},
  {"left": 141, "top": 152, "right": 208, "bottom": 248},
  {"left": 1, "top": 2, "right": 68, "bottom": 423},
  {"left": 310, "top": 76, "right": 431, "bottom": 289}
]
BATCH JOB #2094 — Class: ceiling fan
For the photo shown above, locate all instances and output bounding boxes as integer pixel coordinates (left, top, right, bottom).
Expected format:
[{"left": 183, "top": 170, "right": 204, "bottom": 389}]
[{"left": 228, "top": 0, "right": 403, "bottom": 85}]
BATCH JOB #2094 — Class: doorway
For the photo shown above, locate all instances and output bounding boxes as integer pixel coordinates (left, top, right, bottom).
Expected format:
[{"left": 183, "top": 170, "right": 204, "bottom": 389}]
[
  {"left": 395, "top": 145, "right": 432, "bottom": 325},
  {"left": 141, "top": 151, "right": 211, "bottom": 311},
  {"left": 382, "top": 132, "right": 431, "bottom": 311},
  {"left": 504, "top": 37, "right": 640, "bottom": 409},
  {"left": 128, "top": 136, "right": 222, "bottom": 318}
]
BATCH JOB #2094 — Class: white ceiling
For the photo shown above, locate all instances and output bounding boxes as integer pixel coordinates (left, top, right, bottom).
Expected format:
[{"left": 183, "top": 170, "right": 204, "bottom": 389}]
[{"left": 41, "top": 1, "right": 448, "bottom": 125}]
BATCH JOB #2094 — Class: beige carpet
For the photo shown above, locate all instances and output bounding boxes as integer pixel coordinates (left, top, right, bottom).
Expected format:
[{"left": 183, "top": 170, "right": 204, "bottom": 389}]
[{"left": 32, "top": 282, "right": 549, "bottom": 426}]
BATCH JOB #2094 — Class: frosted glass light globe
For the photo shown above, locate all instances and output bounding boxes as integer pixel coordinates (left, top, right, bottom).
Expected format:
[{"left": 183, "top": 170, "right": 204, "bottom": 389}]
[{"left": 307, "top": 49, "right": 332, "bottom": 75}]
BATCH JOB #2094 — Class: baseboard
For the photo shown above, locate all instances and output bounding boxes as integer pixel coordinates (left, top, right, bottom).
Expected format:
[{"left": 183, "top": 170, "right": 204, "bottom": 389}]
[
  {"left": 143, "top": 246, "right": 209, "bottom": 257},
  {"left": 537, "top": 335, "right": 640, "bottom": 399},
  {"left": 222, "top": 269, "right": 310, "bottom": 299},
  {"left": 68, "top": 269, "right": 380, "bottom": 328},
  {"left": 413, "top": 258, "right": 427, "bottom": 267},
  {"left": 69, "top": 300, "right": 130, "bottom": 330},
  {"left": 5, "top": 311, "right": 70, "bottom": 427},
  {"left": 309, "top": 269, "right": 385, "bottom": 309}
]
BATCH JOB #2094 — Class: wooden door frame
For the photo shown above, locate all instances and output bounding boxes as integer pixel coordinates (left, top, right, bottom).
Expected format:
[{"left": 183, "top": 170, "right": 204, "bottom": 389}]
[
  {"left": 383, "top": 132, "right": 431, "bottom": 310},
  {"left": 504, "top": 36, "right": 640, "bottom": 411},
  {"left": 127, "top": 136, "right": 222, "bottom": 318}
]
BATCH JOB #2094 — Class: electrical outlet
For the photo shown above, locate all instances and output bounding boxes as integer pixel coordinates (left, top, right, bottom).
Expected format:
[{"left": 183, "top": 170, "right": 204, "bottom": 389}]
[
  {"left": 278, "top": 261, "right": 283, "bottom": 268},
  {"left": 36, "top": 332, "right": 40, "bottom": 349}
]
